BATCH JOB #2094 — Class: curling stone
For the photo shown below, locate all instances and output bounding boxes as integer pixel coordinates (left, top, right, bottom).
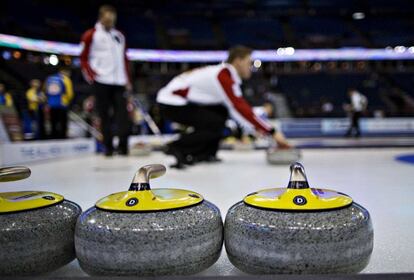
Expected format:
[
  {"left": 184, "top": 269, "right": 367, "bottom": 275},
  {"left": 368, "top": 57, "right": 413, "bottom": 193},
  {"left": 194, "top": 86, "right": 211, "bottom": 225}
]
[
  {"left": 75, "top": 164, "right": 223, "bottom": 276},
  {"left": 130, "top": 142, "right": 152, "bottom": 157},
  {"left": 0, "top": 166, "right": 82, "bottom": 276},
  {"left": 222, "top": 136, "right": 254, "bottom": 151},
  {"left": 233, "top": 142, "right": 254, "bottom": 151},
  {"left": 225, "top": 162, "right": 373, "bottom": 274},
  {"left": 233, "top": 136, "right": 255, "bottom": 151},
  {"left": 266, "top": 147, "right": 301, "bottom": 165}
]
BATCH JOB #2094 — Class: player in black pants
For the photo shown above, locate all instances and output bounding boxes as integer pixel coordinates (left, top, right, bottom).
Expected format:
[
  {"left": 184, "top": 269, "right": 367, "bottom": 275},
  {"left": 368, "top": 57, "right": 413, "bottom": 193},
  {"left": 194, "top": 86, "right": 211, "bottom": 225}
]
[
  {"left": 80, "top": 5, "right": 132, "bottom": 156},
  {"left": 94, "top": 82, "right": 131, "bottom": 156},
  {"left": 49, "top": 108, "right": 68, "bottom": 139},
  {"left": 160, "top": 103, "right": 228, "bottom": 168},
  {"left": 156, "top": 46, "right": 291, "bottom": 169},
  {"left": 345, "top": 88, "right": 367, "bottom": 138},
  {"left": 44, "top": 67, "right": 74, "bottom": 139}
]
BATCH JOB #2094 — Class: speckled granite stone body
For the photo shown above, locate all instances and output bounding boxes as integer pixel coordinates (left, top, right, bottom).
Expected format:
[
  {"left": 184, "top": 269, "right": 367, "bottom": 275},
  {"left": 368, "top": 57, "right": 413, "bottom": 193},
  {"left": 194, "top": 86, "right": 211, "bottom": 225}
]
[
  {"left": 0, "top": 200, "right": 82, "bottom": 276},
  {"left": 225, "top": 201, "right": 373, "bottom": 274},
  {"left": 75, "top": 200, "right": 223, "bottom": 276}
]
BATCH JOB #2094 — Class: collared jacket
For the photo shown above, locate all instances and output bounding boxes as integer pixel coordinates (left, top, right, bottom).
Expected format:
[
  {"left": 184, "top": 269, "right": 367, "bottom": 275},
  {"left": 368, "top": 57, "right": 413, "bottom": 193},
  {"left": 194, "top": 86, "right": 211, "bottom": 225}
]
[{"left": 80, "top": 22, "right": 129, "bottom": 86}]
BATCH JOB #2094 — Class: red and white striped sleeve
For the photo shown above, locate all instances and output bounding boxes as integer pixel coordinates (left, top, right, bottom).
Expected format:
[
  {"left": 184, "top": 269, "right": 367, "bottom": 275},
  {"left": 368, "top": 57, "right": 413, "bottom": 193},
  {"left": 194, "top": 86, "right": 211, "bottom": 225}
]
[
  {"left": 217, "top": 68, "right": 275, "bottom": 135},
  {"left": 80, "top": 28, "right": 97, "bottom": 84}
]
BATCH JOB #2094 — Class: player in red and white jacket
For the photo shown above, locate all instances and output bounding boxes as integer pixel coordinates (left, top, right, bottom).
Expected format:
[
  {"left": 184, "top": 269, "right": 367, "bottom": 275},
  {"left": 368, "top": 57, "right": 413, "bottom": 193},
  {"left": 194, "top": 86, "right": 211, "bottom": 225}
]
[
  {"left": 157, "top": 46, "right": 291, "bottom": 168},
  {"left": 80, "top": 5, "right": 131, "bottom": 156}
]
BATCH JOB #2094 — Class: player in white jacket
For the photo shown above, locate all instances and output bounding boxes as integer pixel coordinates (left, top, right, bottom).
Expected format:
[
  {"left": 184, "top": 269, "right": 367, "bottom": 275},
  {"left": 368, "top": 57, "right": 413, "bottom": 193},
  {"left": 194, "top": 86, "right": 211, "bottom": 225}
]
[
  {"left": 345, "top": 88, "right": 367, "bottom": 137},
  {"left": 80, "top": 5, "right": 131, "bottom": 156},
  {"left": 157, "top": 46, "right": 291, "bottom": 168}
]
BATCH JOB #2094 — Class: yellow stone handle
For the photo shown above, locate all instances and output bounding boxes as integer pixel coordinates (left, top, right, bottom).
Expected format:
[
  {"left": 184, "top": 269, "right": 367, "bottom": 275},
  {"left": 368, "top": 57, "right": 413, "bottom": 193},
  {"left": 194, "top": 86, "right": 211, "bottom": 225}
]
[
  {"left": 0, "top": 166, "right": 31, "bottom": 183},
  {"left": 129, "top": 164, "right": 166, "bottom": 191}
]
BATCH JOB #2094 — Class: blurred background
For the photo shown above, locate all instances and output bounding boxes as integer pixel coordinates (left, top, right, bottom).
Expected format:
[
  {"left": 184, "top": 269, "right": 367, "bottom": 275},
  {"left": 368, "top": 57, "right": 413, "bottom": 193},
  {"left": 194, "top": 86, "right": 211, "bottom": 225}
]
[
  {"left": 1, "top": 2, "right": 414, "bottom": 275},
  {"left": 0, "top": 0, "right": 414, "bottom": 142}
]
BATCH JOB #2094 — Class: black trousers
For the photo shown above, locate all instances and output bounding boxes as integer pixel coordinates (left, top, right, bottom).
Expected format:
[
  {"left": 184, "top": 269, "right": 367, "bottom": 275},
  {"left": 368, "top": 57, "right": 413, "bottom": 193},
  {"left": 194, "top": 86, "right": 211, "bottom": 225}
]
[
  {"left": 160, "top": 103, "right": 228, "bottom": 159},
  {"left": 347, "top": 111, "right": 362, "bottom": 136},
  {"left": 94, "top": 82, "right": 130, "bottom": 153},
  {"left": 50, "top": 107, "right": 68, "bottom": 139}
]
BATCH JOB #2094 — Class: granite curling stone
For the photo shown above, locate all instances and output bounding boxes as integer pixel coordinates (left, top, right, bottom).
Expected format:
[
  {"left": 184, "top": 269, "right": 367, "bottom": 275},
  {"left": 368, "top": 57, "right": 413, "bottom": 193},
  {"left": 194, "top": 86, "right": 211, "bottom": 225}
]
[
  {"left": 75, "top": 164, "right": 223, "bottom": 276},
  {"left": 224, "top": 162, "right": 373, "bottom": 274},
  {"left": 266, "top": 147, "right": 301, "bottom": 165},
  {"left": 130, "top": 142, "right": 152, "bottom": 157},
  {"left": 0, "top": 166, "right": 82, "bottom": 276}
]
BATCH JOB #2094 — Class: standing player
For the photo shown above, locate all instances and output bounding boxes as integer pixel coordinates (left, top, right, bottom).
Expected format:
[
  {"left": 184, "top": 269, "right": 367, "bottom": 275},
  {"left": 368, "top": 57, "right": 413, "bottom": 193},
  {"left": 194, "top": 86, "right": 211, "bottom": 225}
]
[
  {"left": 344, "top": 88, "right": 367, "bottom": 137},
  {"left": 0, "top": 83, "right": 13, "bottom": 107},
  {"left": 26, "top": 79, "right": 46, "bottom": 139},
  {"left": 80, "top": 5, "right": 131, "bottom": 156},
  {"left": 157, "top": 46, "right": 291, "bottom": 168},
  {"left": 44, "top": 67, "right": 74, "bottom": 139}
]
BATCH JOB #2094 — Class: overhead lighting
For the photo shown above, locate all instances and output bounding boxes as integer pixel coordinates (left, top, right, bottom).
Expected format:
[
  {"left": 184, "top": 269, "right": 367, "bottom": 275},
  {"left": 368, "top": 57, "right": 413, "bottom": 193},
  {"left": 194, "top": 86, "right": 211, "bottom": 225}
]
[
  {"left": 276, "top": 48, "right": 285, "bottom": 55},
  {"left": 12, "top": 51, "right": 21, "bottom": 59},
  {"left": 285, "top": 47, "right": 295, "bottom": 55},
  {"left": 352, "top": 12, "right": 365, "bottom": 20},
  {"left": 43, "top": 56, "right": 49, "bottom": 65},
  {"left": 49, "top": 54, "right": 59, "bottom": 66},
  {"left": 394, "top": 46, "right": 406, "bottom": 53},
  {"left": 276, "top": 47, "right": 295, "bottom": 56},
  {"left": 2, "top": 51, "right": 11, "bottom": 60},
  {"left": 253, "top": 59, "right": 262, "bottom": 68}
]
